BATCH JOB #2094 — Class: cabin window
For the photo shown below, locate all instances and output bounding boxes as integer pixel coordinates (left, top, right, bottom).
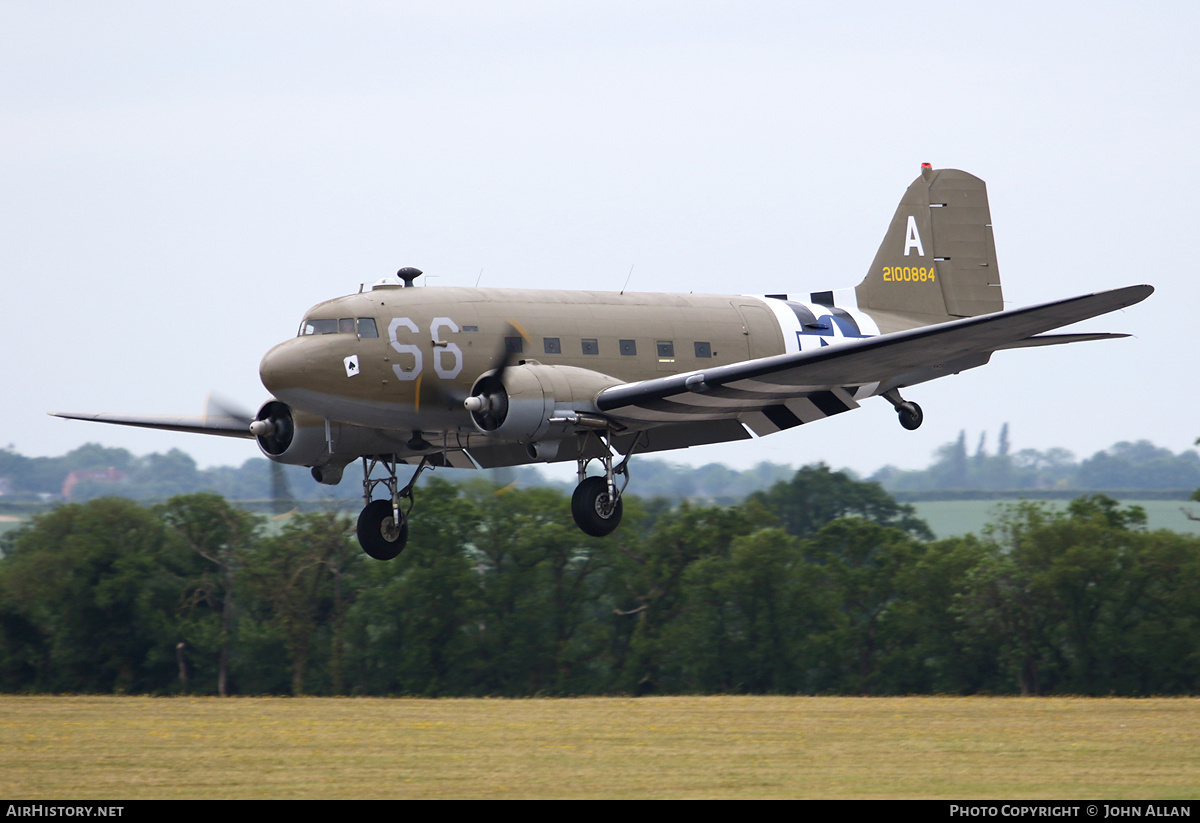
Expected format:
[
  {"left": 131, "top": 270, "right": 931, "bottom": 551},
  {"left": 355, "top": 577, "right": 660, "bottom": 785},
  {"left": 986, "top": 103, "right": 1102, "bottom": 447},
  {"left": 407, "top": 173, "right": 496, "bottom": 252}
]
[
  {"left": 505, "top": 336, "right": 524, "bottom": 354},
  {"left": 357, "top": 318, "right": 378, "bottom": 338},
  {"left": 694, "top": 341, "right": 712, "bottom": 358},
  {"left": 543, "top": 337, "right": 561, "bottom": 355},
  {"left": 582, "top": 338, "right": 599, "bottom": 355},
  {"left": 656, "top": 341, "right": 674, "bottom": 361},
  {"left": 619, "top": 339, "right": 637, "bottom": 356}
]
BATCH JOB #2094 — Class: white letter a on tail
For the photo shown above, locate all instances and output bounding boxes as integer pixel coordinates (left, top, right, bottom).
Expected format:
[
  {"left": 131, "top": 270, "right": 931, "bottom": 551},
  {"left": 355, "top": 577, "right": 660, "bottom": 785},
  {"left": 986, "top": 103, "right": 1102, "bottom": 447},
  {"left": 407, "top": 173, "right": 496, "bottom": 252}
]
[{"left": 903, "top": 215, "right": 925, "bottom": 256}]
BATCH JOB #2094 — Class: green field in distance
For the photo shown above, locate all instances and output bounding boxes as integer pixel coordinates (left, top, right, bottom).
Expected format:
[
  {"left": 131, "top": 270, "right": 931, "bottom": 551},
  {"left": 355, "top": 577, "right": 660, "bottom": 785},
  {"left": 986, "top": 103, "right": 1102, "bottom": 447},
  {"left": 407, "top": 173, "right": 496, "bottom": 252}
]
[{"left": 911, "top": 499, "right": 1200, "bottom": 540}]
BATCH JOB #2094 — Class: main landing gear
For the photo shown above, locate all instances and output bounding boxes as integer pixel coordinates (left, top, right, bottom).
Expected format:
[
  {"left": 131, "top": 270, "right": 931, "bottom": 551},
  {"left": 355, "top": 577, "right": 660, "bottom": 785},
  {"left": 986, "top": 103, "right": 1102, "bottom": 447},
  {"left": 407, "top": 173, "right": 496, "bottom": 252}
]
[
  {"left": 570, "top": 430, "right": 638, "bottom": 537},
  {"left": 356, "top": 454, "right": 434, "bottom": 560},
  {"left": 882, "top": 389, "right": 924, "bottom": 431},
  {"left": 353, "top": 430, "right": 640, "bottom": 559}
]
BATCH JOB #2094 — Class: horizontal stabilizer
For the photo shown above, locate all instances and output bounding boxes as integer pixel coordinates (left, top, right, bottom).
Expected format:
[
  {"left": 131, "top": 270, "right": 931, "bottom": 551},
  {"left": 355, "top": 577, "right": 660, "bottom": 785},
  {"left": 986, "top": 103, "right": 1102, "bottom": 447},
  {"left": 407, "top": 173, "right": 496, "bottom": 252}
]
[{"left": 994, "top": 332, "right": 1131, "bottom": 350}]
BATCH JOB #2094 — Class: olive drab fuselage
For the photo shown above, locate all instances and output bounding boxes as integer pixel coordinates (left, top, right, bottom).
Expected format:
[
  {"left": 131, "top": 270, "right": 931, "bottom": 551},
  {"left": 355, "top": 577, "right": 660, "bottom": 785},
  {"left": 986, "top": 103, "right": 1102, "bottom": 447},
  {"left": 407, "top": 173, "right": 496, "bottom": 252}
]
[{"left": 259, "top": 285, "right": 889, "bottom": 448}]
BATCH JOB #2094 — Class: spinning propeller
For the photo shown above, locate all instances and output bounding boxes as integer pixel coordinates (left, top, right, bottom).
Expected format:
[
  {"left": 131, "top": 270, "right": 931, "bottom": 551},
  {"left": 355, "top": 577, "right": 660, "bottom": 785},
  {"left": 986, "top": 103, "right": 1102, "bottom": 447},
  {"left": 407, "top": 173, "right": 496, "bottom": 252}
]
[
  {"left": 205, "top": 393, "right": 294, "bottom": 510},
  {"left": 464, "top": 320, "right": 530, "bottom": 432}
]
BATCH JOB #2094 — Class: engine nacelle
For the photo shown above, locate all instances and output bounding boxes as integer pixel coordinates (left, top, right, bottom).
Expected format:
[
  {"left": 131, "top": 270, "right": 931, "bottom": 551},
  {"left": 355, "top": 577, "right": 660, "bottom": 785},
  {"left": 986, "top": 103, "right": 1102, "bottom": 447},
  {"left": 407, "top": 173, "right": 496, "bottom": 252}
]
[
  {"left": 253, "top": 399, "right": 407, "bottom": 474},
  {"left": 466, "top": 364, "right": 623, "bottom": 442},
  {"left": 253, "top": 400, "right": 329, "bottom": 466}
]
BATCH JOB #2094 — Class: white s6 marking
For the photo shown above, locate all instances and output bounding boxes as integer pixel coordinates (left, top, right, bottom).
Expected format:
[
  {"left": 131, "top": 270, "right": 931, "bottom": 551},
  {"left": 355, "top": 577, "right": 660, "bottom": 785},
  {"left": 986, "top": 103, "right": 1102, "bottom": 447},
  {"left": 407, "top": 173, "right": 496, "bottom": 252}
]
[{"left": 388, "top": 317, "right": 464, "bottom": 381}]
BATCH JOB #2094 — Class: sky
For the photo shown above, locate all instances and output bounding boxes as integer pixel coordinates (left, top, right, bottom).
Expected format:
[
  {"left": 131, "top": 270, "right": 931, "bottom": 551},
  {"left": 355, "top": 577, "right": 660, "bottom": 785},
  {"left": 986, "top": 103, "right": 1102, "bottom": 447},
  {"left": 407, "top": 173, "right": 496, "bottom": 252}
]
[{"left": 2, "top": 1, "right": 1197, "bottom": 480}]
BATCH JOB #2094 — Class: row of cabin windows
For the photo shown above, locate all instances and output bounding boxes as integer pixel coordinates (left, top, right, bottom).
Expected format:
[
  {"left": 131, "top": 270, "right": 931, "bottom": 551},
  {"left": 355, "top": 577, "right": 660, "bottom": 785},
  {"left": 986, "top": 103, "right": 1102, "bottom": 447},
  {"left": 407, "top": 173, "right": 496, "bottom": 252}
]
[
  {"left": 301, "top": 317, "right": 379, "bottom": 338},
  {"left": 300, "top": 319, "right": 714, "bottom": 359},
  {"left": 509, "top": 337, "right": 714, "bottom": 359}
]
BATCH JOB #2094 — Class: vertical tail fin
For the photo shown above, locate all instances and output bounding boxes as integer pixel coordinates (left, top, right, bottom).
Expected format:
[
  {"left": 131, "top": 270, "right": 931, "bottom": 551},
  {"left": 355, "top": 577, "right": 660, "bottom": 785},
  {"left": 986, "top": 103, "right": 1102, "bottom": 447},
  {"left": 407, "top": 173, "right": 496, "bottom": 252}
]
[{"left": 855, "top": 166, "right": 1003, "bottom": 327}]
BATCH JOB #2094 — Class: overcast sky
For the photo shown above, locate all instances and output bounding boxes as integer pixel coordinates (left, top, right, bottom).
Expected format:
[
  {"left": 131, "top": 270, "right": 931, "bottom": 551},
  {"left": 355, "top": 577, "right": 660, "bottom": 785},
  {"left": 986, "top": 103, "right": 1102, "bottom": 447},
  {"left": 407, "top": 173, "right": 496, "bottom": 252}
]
[{"left": 3, "top": 1, "right": 1196, "bottom": 479}]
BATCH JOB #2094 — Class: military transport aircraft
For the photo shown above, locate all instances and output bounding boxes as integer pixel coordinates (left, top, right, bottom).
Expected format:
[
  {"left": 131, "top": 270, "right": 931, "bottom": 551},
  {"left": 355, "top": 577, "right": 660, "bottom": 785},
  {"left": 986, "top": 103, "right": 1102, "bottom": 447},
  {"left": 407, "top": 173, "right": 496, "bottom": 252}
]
[{"left": 55, "top": 165, "right": 1152, "bottom": 560}]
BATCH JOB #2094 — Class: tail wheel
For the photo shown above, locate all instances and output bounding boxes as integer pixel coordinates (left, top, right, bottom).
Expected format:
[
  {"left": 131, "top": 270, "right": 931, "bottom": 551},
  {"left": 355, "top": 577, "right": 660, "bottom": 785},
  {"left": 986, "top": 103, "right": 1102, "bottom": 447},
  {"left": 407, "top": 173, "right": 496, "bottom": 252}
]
[
  {"left": 571, "top": 476, "right": 623, "bottom": 537},
  {"left": 357, "top": 499, "right": 408, "bottom": 560},
  {"left": 898, "top": 402, "right": 924, "bottom": 431}
]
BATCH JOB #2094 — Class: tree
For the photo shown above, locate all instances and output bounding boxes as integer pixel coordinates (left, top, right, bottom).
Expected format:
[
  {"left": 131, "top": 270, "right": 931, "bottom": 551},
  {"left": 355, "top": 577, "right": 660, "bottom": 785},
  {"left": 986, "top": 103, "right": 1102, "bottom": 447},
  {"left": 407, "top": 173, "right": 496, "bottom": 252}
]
[
  {"left": 897, "top": 534, "right": 1001, "bottom": 693},
  {"left": 801, "top": 518, "right": 928, "bottom": 695},
  {"left": 749, "top": 463, "right": 931, "bottom": 540},
  {"left": 158, "top": 493, "right": 259, "bottom": 696},
  {"left": 1077, "top": 441, "right": 1200, "bottom": 490},
  {"left": 956, "top": 497, "right": 1158, "bottom": 695},
  {"left": 347, "top": 478, "right": 483, "bottom": 696},
  {"left": 464, "top": 482, "right": 618, "bottom": 695},
  {"left": 666, "top": 527, "right": 813, "bottom": 693},
  {"left": 244, "top": 510, "right": 360, "bottom": 695},
  {"left": 0, "top": 498, "right": 182, "bottom": 692},
  {"left": 608, "top": 502, "right": 762, "bottom": 693}
]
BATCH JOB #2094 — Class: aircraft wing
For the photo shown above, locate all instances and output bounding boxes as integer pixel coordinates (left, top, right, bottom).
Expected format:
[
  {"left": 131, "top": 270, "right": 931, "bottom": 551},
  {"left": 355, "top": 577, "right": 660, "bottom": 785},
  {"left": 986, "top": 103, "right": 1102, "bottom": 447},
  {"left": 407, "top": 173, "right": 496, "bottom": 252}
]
[
  {"left": 49, "top": 411, "right": 254, "bottom": 439},
  {"left": 595, "top": 284, "right": 1152, "bottom": 431}
]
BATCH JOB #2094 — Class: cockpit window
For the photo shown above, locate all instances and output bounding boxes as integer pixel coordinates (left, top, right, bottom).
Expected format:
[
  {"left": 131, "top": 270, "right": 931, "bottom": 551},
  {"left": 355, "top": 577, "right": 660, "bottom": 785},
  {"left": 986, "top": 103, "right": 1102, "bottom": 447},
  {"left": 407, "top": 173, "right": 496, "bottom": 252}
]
[
  {"left": 339, "top": 318, "right": 356, "bottom": 334},
  {"left": 357, "top": 318, "right": 378, "bottom": 338},
  {"left": 302, "top": 318, "right": 339, "bottom": 335}
]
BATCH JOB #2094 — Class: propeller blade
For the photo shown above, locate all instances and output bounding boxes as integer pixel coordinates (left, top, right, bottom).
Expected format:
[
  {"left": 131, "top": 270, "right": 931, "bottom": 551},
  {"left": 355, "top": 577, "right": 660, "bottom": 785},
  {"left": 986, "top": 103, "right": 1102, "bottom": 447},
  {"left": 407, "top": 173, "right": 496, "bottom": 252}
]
[
  {"left": 491, "top": 319, "right": 531, "bottom": 383},
  {"left": 463, "top": 319, "right": 530, "bottom": 430},
  {"left": 204, "top": 392, "right": 254, "bottom": 428}
]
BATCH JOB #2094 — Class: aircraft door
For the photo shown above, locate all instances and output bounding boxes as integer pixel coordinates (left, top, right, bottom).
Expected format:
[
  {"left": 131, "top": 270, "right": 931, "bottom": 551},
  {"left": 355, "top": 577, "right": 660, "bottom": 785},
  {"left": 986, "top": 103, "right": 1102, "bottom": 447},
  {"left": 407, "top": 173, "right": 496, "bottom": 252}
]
[{"left": 734, "top": 302, "right": 784, "bottom": 360}]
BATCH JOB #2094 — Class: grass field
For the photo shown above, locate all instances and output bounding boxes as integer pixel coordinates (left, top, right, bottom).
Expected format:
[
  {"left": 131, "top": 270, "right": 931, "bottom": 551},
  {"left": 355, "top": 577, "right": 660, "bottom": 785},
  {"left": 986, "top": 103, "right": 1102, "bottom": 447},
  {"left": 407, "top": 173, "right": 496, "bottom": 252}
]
[{"left": 2, "top": 696, "right": 1197, "bottom": 799}]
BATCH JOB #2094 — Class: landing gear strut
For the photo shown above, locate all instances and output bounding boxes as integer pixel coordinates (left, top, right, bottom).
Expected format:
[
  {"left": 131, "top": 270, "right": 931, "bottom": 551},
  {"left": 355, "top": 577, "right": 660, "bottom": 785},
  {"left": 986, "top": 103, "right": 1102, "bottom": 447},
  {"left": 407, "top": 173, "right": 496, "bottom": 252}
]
[
  {"left": 570, "top": 431, "right": 638, "bottom": 537},
  {"left": 356, "top": 454, "right": 433, "bottom": 560},
  {"left": 882, "top": 389, "right": 924, "bottom": 431}
]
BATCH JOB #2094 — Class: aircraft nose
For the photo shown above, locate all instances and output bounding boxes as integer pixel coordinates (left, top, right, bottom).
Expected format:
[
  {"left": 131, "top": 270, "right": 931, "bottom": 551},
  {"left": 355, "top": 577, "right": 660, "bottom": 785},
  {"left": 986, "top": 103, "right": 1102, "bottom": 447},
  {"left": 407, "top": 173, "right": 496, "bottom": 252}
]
[{"left": 259, "top": 338, "right": 312, "bottom": 396}]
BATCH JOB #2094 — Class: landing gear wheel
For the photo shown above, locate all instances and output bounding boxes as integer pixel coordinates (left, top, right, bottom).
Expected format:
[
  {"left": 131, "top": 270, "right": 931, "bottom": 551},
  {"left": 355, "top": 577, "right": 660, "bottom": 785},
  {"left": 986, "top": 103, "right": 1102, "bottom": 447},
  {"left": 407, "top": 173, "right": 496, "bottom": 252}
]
[
  {"left": 357, "top": 499, "right": 409, "bottom": 560},
  {"left": 571, "top": 476, "right": 624, "bottom": 537},
  {"left": 898, "top": 402, "right": 924, "bottom": 431}
]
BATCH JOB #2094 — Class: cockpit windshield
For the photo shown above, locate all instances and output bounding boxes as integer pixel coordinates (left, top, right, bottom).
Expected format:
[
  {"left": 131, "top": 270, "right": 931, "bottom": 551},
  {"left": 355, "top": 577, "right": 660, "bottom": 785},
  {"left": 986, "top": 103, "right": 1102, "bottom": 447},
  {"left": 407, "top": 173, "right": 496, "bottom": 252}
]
[{"left": 299, "top": 317, "right": 379, "bottom": 338}]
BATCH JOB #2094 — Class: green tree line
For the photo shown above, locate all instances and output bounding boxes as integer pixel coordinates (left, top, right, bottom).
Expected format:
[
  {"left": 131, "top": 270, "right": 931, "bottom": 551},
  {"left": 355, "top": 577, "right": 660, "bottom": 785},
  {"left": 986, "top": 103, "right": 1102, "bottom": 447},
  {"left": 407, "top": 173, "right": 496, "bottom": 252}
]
[
  {"left": 6, "top": 431, "right": 1200, "bottom": 508},
  {"left": 874, "top": 429, "right": 1200, "bottom": 492},
  {"left": 1, "top": 466, "right": 1198, "bottom": 696},
  {"left": 0, "top": 443, "right": 794, "bottom": 505}
]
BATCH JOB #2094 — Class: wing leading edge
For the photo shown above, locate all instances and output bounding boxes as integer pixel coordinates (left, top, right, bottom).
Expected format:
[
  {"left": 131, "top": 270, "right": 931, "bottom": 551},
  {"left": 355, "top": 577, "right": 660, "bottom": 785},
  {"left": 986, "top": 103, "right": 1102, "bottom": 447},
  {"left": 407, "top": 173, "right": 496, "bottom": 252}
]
[
  {"left": 594, "top": 284, "right": 1153, "bottom": 426},
  {"left": 49, "top": 412, "right": 254, "bottom": 439}
]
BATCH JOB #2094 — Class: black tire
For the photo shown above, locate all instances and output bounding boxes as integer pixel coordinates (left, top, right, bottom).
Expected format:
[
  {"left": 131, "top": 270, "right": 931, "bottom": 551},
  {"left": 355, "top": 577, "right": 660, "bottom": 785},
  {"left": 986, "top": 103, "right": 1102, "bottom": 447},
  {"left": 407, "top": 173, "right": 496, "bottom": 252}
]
[
  {"left": 571, "top": 476, "right": 623, "bottom": 537},
  {"left": 898, "top": 402, "right": 924, "bottom": 431},
  {"left": 357, "top": 499, "right": 408, "bottom": 560}
]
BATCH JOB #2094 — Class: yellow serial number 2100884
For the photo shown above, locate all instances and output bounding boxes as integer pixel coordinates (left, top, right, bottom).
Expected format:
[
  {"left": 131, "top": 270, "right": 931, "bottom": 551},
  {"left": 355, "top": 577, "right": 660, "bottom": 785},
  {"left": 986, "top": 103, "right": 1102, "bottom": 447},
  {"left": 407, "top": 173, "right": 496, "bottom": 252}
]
[{"left": 882, "top": 266, "right": 937, "bottom": 283}]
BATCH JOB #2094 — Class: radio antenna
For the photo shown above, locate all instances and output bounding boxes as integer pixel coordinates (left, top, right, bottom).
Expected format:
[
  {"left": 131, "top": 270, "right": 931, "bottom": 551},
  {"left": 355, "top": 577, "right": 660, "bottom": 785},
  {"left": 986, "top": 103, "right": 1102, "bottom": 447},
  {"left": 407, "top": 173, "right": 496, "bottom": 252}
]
[
  {"left": 475, "top": 268, "right": 484, "bottom": 288},
  {"left": 620, "top": 264, "right": 635, "bottom": 295}
]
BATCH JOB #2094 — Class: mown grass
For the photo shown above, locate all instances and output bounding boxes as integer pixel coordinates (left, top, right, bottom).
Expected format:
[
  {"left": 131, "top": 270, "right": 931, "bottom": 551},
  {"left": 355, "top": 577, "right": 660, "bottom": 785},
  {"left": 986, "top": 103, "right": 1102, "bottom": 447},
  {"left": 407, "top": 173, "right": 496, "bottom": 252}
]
[{"left": 1, "top": 695, "right": 1197, "bottom": 799}]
